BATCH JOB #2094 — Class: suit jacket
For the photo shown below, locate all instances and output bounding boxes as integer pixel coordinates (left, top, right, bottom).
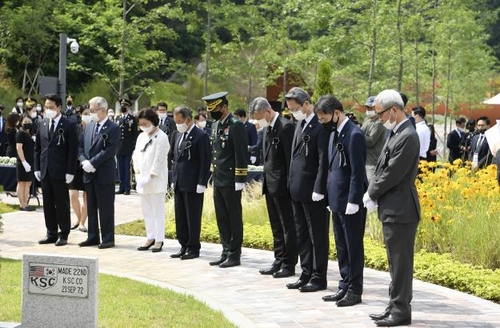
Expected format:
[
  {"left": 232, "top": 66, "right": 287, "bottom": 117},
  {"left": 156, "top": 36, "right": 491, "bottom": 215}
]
[
  {"left": 447, "top": 129, "right": 465, "bottom": 162},
  {"left": 367, "top": 120, "right": 420, "bottom": 223},
  {"left": 469, "top": 133, "right": 492, "bottom": 168},
  {"left": 78, "top": 120, "right": 120, "bottom": 184},
  {"left": 34, "top": 116, "right": 78, "bottom": 180},
  {"left": 116, "top": 113, "right": 138, "bottom": 155},
  {"left": 288, "top": 115, "right": 329, "bottom": 203},
  {"left": 327, "top": 119, "right": 367, "bottom": 213},
  {"left": 159, "top": 116, "right": 177, "bottom": 138},
  {"left": 244, "top": 121, "right": 258, "bottom": 147},
  {"left": 170, "top": 126, "right": 211, "bottom": 192},
  {"left": 0, "top": 117, "right": 7, "bottom": 156},
  {"left": 262, "top": 115, "right": 294, "bottom": 197}
]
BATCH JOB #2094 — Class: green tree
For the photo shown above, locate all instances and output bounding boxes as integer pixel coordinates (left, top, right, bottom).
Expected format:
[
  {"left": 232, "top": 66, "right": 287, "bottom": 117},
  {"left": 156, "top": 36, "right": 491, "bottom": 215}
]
[{"left": 312, "top": 60, "right": 334, "bottom": 103}]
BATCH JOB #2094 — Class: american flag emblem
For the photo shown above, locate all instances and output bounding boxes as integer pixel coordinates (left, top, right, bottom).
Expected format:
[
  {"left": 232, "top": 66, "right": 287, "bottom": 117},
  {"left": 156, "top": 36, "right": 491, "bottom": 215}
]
[{"left": 30, "top": 265, "right": 45, "bottom": 277}]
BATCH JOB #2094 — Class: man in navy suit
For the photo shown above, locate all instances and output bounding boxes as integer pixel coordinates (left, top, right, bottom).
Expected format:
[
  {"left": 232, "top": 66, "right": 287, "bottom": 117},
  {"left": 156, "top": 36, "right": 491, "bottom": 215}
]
[
  {"left": 234, "top": 108, "right": 258, "bottom": 164},
  {"left": 316, "top": 95, "right": 367, "bottom": 307},
  {"left": 469, "top": 116, "right": 492, "bottom": 170},
  {"left": 78, "top": 96, "right": 120, "bottom": 249},
  {"left": 0, "top": 104, "right": 7, "bottom": 156},
  {"left": 249, "top": 97, "right": 297, "bottom": 278},
  {"left": 447, "top": 117, "right": 467, "bottom": 163},
  {"left": 169, "top": 106, "right": 211, "bottom": 260},
  {"left": 34, "top": 94, "right": 78, "bottom": 246},
  {"left": 285, "top": 87, "right": 329, "bottom": 292}
]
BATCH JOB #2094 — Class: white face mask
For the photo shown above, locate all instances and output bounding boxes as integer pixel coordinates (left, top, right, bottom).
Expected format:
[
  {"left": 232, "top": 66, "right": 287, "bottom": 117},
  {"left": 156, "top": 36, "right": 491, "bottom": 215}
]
[
  {"left": 45, "top": 109, "right": 57, "bottom": 119},
  {"left": 257, "top": 118, "right": 269, "bottom": 129},
  {"left": 140, "top": 125, "right": 154, "bottom": 133},
  {"left": 197, "top": 120, "right": 207, "bottom": 129},
  {"left": 82, "top": 115, "right": 92, "bottom": 124},
  {"left": 292, "top": 110, "right": 306, "bottom": 121},
  {"left": 176, "top": 123, "right": 188, "bottom": 133},
  {"left": 366, "top": 110, "right": 376, "bottom": 118},
  {"left": 30, "top": 112, "right": 37, "bottom": 119},
  {"left": 158, "top": 113, "right": 167, "bottom": 119},
  {"left": 17, "top": 102, "right": 23, "bottom": 108},
  {"left": 90, "top": 113, "right": 99, "bottom": 122},
  {"left": 36, "top": 106, "right": 42, "bottom": 112}
]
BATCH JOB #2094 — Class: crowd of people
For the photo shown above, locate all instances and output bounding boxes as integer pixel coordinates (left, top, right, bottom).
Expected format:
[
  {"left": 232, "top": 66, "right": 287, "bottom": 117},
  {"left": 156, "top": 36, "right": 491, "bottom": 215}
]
[{"left": 0, "top": 87, "right": 498, "bottom": 327}]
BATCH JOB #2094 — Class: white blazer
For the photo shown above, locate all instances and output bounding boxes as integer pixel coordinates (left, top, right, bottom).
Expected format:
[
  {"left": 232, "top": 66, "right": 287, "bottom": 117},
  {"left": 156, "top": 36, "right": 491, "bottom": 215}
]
[{"left": 132, "top": 128, "right": 170, "bottom": 194}]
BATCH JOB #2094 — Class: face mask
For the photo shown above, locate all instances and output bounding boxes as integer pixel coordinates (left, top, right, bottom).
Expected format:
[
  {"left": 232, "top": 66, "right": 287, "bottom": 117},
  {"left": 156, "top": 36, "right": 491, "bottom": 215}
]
[
  {"left": 45, "top": 109, "right": 57, "bottom": 119},
  {"left": 23, "top": 123, "right": 32, "bottom": 130},
  {"left": 176, "top": 123, "right": 188, "bottom": 133},
  {"left": 140, "top": 125, "right": 154, "bottom": 133},
  {"left": 210, "top": 110, "right": 223, "bottom": 121},
  {"left": 257, "top": 118, "right": 269, "bottom": 129},
  {"left": 121, "top": 107, "right": 128, "bottom": 113},
  {"left": 159, "top": 113, "right": 167, "bottom": 119},
  {"left": 82, "top": 115, "right": 92, "bottom": 124},
  {"left": 90, "top": 113, "right": 99, "bottom": 122},
  {"left": 197, "top": 121, "right": 207, "bottom": 129},
  {"left": 17, "top": 102, "right": 23, "bottom": 108},
  {"left": 67, "top": 101, "right": 73, "bottom": 106},
  {"left": 366, "top": 110, "right": 376, "bottom": 118},
  {"left": 292, "top": 110, "right": 306, "bottom": 121},
  {"left": 36, "top": 106, "right": 42, "bottom": 112},
  {"left": 322, "top": 115, "right": 336, "bottom": 132},
  {"left": 30, "top": 112, "right": 37, "bottom": 119}
]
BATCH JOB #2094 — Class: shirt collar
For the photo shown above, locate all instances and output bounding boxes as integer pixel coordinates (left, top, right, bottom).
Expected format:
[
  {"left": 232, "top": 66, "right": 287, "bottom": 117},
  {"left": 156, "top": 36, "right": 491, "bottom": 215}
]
[
  {"left": 270, "top": 112, "right": 279, "bottom": 128},
  {"left": 393, "top": 118, "right": 409, "bottom": 133},
  {"left": 336, "top": 116, "right": 349, "bottom": 134}
]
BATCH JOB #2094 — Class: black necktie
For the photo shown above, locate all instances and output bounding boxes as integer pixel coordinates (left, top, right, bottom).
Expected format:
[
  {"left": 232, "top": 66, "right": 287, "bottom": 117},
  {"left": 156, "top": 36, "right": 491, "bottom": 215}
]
[
  {"left": 300, "top": 120, "right": 306, "bottom": 129},
  {"left": 49, "top": 120, "right": 55, "bottom": 140},
  {"left": 94, "top": 123, "right": 100, "bottom": 141},
  {"left": 390, "top": 130, "right": 395, "bottom": 138}
]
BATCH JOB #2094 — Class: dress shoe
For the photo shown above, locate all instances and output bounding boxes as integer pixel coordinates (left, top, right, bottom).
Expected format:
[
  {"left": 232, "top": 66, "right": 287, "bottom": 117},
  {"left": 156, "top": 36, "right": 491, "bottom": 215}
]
[
  {"left": 375, "top": 314, "right": 411, "bottom": 327},
  {"left": 180, "top": 251, "right": 199, "bottom": 260},
  {"left": 137, "top": 239, "right": 155, "bottom": 251},
  {"left": 38, "top": 237, "right": 58, "bottom": 244},
  {"left": 286, "top": 279, "right": 309, "bottom": 289},
  {"left": 219, "top": 258, "right": 241, "bottom": 268},
  {"left": 151, "top": 241, "right": 163, "bottom": 253},
  {"left": 272, "top": 269, "right": 295, "bottom": 278},
  {"left": 78, "top": 226, "right": 88, "bottom": 232},
  {"left": 98, "top": 242, "right": 115, "bottom": 249},
  {"left": 322, "top": 289, "right": 346, "bottom": 302},
  {"left": 299, "top": 283, "right": 326, "bottom": 292},
  {"left": 336, "top": 292, "right": 362, "bottom": 307},
  {"left": 170, "top": 248, "right": 186, "bottom": 258},
  {"left": 71, "top": 224, "right": 79, "bottom": 230},
  {"left": 259, "top": 266, "right": 280, "bottom": 275},
  {"left": 55, "top": 239, "right": 68, "bottom": 246},
  {"left": 369, "top": 308, "right": 391, "bottom": 321},
  {"left": 79, "top": 240, "right": 100, "bottom": 247},
  {"left": 123, "top": 190, "right": 130, "bottom": 195},
  {"left": 115, "top": 190, "right": 124, "bottom": 194},
  {"left": 21, "top": 206, "right": 36, "bottom": 212},
  {"left": 209, "top": 256, "right": 227, "bottom": 266}
]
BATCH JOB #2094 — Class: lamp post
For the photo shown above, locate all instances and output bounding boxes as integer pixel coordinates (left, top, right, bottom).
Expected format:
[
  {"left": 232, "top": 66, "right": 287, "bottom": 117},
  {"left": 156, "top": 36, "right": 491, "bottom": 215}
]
[{"left": 58, "top": 33, "right": 79, "bottom": 103}]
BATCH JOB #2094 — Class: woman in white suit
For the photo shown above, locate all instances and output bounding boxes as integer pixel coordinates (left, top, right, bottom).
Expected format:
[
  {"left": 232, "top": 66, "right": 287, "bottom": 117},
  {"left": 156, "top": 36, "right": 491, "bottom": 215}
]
[{"left": 132, "top": 108, "right": 170, "bottom": 252}]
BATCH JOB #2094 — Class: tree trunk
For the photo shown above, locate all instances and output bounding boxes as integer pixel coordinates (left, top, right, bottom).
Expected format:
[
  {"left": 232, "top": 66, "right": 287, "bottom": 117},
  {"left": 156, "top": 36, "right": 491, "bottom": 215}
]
[
  {"left": 397, "top": 0, "right": 403, "bottom": 91},
  {"left": 414, "top": 39, "right": 419, "bottom": 105},
  {"left": 368, "top": 0, "right": 377, "bottom": 96},
  {"left": 119, "top": 0, "right": 127, "bottom": 99}
]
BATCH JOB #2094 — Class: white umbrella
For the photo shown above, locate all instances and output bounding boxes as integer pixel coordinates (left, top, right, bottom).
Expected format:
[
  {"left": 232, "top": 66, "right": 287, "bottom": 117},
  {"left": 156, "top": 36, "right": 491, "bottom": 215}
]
[{"left": 482, "top": 93, "right": 500, "bottom": 105}]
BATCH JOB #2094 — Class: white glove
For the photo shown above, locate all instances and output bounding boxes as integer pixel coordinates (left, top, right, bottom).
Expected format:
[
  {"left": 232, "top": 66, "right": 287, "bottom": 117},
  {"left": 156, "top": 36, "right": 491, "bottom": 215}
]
[
  {"left": 65, "top": 174, "right": 74, "bottom": 184},
  {"left": 196, "top": 184, "right": 206, "bottom": 193},
  {"left": 22, "top": 161, "right": 31, "bottom": 172},
  {"left": 363, "top": 192, "right": 378, "bottom": 212},
  {"left": 34, "top": 171, "right": 41, "bottom": 181},
  {"left": 250, "top": 156, "right": 256, "bottom": 164},
  {"left": 31, "top": 135, "right": 36, "bottom": 142},
  {"left": 138, "top": 176, "right": 151, "bottom": 189},
  {"left": 235, "top": 182, "right": 245, "bottom": 191},
  {"left": 82, "top": 160, "right": 96, "bottom": 173},
  {"left": 170, "top": 182, "right": 175, "bottom": 189},
  {"left": 345, "top": 202, "right": 359, "bottom": 215},
  {"left": 312, "top": 192, "right": 324, "bottom": 201}
]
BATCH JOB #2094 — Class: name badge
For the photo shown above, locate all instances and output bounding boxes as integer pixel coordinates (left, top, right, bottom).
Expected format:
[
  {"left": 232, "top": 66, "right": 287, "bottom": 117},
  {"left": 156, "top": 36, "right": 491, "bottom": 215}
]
[{"left": 472, "top": 152, "right": 479, "bottom": 168}]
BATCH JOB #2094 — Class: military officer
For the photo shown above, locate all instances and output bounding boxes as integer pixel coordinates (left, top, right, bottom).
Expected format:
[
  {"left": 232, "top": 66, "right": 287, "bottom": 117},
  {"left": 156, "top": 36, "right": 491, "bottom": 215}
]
[
  {"left": 116, "top": 98, "right": 138, "bottom": 195},
  {"left": 63, "top": 95, "right": 79, "bottom": 125},
  {"left": 203, "top": 91, "right": 248, "bottom": 268}
]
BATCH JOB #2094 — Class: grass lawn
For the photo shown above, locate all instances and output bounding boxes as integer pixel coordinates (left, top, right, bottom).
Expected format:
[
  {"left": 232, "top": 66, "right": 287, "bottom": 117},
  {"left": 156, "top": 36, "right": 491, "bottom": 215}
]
[{"left": 0, "top": 258, "right": 234, "bottom": 327}]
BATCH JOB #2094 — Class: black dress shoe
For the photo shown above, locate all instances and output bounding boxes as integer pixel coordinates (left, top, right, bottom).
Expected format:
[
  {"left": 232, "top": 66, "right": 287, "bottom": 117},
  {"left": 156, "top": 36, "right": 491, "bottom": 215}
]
[
  {"left": 38, "top": 237, "right": 58, "bottom": 244},
  {"left": 170, "top": 248, "right": 186, "bottom": 258},
  {"left": 137, "top": 240, "right": 155, "bottom": 251},
  {"left": 369, "top": 308, "right": 391, "bottom": 321},
  {"left": 98, "top": 242, "right": 115, "bottom": 249},
  {"left": 259, "top": 266, "right": 280, "bottom": 275},
  {"left": 219, "top": 258, "right": 241, "bottom": 268},
  {"left": 286, "top": 279, "right": 309, "bottom": 289},
  {"left": 209, "top": 256, "right": 227, "bottom": 266},
  {"left": 375, "top": 314, "right": 411, "bottom": 327},
  {"left": 272, "top": 269, "right": 295, "bottom": 278},
  {"left": 299, "top": 283, "right": 326, "bottom": 292},
  {"left": 79, "top": 240, "right": 100, "bottom": 247},
  {"left": 123, "top": 190, "right": 130, "bottom": 195},
  {"left": 180, "top": 252, "right": 199, "bottom": 260},
  {"left": 55, "top": 239, "right": 68, "bottom": 246},
  {"left": 115, "top": 190, "right": 124, "bottom": 194},
  {"left": 71, "top": 224, "right": 79, "bottom": 230},
  {"left": 336, "top": 292, "right": 362, "bottom": 307},
  {"left": 151, "top": 242, "right": 163, "bottom": 253},
  {"left": 322, "top": 289, "right": 346, "bottom": 302}
]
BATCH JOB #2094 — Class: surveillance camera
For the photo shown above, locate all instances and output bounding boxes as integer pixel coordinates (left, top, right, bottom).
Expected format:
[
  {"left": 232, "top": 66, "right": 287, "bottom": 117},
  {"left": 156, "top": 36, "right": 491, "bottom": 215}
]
[{"left": 70, "top": 41, "right": 79, "bottom": 54}]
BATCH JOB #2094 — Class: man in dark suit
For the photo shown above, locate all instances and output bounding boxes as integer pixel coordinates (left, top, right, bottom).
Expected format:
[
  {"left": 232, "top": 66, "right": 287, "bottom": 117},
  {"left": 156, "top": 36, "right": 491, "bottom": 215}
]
[
  {"left": 116, "top": 98, "right": 138, "bottom": 194},
  {"left": 169, "top": 106, "right": 211, "bottom": 260},
  {"left": 447, "top": 117, "right": 467, "bottom": 163},
  {"left": 285, "top": 87, "right": 330, "bottom": 292},
  {"left": 157, "top": 101, "right": 177, "bottom": 139},
  {"left": 316, "top": 95, "right": 367, "bottom": 307},
  {"left": 0, "top": 104, "right": 7, "bottom": 156},
  {"left": 78, "top": 96, "right": 120, "bottom": 249},
  {"left": 469, "top": 116, "right": 492, "bottom": 170},
  {"left": 249, "top": 97, "right": 297, "bottom": 278},
  {"left": 203, "top": 91, "right": 248, "bottom": 268},
  {"left": 62, "top": 95, "right": 79, "bottom": 125},
  {"left": 34, "top": 94, "right": 78, "bottom": 246},
  {"left": 363, "top": 89, "right": 420, "bottom": 327},
  {"left": 234, "top": 108, "right": 258, "bottom": 164}
]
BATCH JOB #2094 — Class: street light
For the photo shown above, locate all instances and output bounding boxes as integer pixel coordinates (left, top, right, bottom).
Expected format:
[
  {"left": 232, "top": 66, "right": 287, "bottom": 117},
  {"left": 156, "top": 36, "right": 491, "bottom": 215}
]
[{"left": 58, "top": 34, "right": 79, "bottom": 103}]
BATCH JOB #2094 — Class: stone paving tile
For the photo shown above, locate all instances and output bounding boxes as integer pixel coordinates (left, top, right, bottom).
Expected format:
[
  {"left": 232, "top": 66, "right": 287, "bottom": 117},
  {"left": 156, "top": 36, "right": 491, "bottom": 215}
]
[{"left": 1, "top": 192, "right": 500, "bottom": 327}]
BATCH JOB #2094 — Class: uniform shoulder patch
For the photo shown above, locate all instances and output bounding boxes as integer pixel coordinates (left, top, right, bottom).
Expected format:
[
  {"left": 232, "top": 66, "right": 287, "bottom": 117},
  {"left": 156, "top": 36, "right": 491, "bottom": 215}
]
[{"left": 230, "top": 116, "right": 239, "bottom": 124}]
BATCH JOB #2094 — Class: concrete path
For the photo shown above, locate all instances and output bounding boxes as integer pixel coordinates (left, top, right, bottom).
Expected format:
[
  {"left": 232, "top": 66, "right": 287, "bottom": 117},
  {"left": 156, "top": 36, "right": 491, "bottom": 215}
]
[{"left": 1, "top": 191, "right": 500, "bottom": 327}]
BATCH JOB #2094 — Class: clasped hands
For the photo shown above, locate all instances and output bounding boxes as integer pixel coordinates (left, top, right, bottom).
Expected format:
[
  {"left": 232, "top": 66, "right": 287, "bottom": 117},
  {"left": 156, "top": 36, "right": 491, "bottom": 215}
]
[
  {"left": 81, "top": 160, "right": 96, "bottom": 173},
  {"left": 363, "top": 192, "right": 378, "bottom": 212}
]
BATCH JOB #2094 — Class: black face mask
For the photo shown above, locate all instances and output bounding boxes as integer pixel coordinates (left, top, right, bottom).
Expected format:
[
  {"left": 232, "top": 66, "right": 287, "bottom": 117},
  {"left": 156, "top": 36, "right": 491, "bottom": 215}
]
[
  {"left": 210, "top": 110, "right": 223, "bottom": 121},
  {"left": 23, "top": 123, "right": 32, "bottom": 130},
  {"left": 67, "top": 101, "right": 73, "bottom": 106},
  {"left": 322, "top": 114, "right": 338, "bottom": 132},
  {"left": 121, "top": 107, "right": 128, "bottom": 113}
]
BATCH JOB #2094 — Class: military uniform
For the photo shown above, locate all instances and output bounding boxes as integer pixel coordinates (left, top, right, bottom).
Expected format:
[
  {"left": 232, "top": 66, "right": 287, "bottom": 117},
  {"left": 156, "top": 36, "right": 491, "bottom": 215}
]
[
  {"left": 116, "top": 99, "right": 138, "bottom": 194},
  {"left": 203, "top": 92, "right": 248, "bottom": 267}
]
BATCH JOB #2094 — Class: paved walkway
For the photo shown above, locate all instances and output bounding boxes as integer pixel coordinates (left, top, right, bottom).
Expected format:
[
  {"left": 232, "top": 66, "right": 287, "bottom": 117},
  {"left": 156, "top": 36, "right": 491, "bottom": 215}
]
[{"left": 1, "top": 191, "right": 500, "bottom": 328}]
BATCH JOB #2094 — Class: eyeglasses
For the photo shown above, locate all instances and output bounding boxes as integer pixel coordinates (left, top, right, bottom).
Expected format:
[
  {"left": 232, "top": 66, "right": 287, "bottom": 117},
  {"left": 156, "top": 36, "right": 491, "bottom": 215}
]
[{"left": 375, "top": 106, "right": 392, "bottom": 116}]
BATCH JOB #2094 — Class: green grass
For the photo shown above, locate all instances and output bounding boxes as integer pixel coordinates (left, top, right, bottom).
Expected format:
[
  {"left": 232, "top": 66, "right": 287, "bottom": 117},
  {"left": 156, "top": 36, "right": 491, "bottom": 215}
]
[
  {"left": 0, "top": 202, "right": 19, "bottom": 214},
  {"left": 0, "top": 258, "right": 234, "bottom": 327}
]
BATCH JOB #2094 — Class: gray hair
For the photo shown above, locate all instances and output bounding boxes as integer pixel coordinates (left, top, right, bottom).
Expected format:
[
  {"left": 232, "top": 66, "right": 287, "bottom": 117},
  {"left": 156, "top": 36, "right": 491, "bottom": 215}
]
[
  {"left": 284, "top": 87, "right": 311, "bottom": 105},
  {"left": 249, "top": 97, "right": 271, "bottom": 116},
  {"left": 88, "top": 97, "right": 108, "bottom": 111},
  {"left": 173, "top": 105, "right": 192, "bottom": 119},
  {"left": 375, "top": 90, "right": 404, "bottom": 110}
]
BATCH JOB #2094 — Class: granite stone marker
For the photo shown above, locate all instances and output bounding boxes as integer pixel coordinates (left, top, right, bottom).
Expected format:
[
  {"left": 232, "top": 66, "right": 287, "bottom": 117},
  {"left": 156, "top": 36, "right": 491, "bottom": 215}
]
[{"left": 22, "top": 254, "right": 98, "bottom": 328}]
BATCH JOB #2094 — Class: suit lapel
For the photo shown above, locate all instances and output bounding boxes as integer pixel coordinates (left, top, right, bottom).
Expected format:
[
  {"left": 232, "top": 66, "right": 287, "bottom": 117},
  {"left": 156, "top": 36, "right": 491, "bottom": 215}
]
[{"left": 264, "top": 118, "right": 281, "bottom": 160}]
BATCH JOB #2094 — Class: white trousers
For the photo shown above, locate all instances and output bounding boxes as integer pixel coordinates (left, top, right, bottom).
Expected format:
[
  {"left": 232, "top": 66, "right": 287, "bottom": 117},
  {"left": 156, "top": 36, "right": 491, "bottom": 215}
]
[{"left": 140, "top": 193, "right": 165, "bottom": 242}]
